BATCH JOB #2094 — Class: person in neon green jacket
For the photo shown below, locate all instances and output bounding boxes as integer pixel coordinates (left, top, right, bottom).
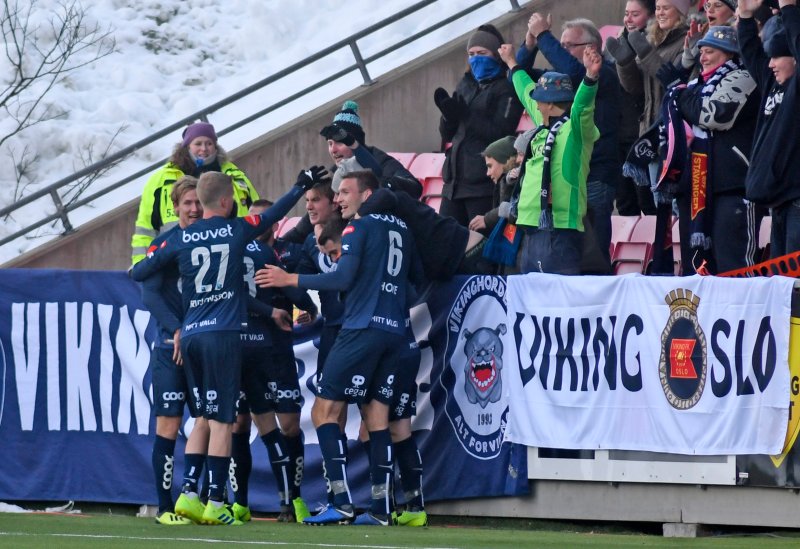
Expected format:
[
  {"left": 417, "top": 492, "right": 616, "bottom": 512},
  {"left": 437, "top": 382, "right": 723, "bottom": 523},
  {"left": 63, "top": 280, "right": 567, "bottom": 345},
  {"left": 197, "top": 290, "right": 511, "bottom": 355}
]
[
  {"left": 131, "top": 122, "right": 259, "bottom": 264},
  {"left": 498, "top": 43, "right": 600, "bottom": 274}
]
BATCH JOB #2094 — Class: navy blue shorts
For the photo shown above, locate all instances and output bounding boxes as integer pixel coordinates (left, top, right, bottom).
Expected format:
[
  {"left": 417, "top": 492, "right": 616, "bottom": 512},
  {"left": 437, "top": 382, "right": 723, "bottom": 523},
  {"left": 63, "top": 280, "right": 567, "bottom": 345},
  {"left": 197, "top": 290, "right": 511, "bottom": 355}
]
[
  {"left": 239, "top": 345, "right": 302, "bottom": 415},
  {"left": 317, "top": 328, "right": 404, "bottom": 405},
  {"left": 181, "top": 331, "right": 241, "bottom": 423},
  {"left": 391, "top": 339, "right": 420, "bottom": 421},
  {"left": 150, "top": 346, "right": 188, "bottom": 417}
]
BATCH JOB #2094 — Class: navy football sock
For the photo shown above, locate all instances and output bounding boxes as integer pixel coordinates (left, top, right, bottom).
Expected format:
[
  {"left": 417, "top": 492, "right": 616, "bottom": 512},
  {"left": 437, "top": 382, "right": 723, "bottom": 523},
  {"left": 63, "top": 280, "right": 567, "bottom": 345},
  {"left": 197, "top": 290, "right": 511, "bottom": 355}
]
[
  {"left": 317, "top": 423, "right": 351, "bottom": 508},
  {"left": 284, "top": 433, "right": 305, "bottom": 499},
  {"left": 152, "top": 435, "right": 177, "bottom": 513},
  {"left": 206, "top": 455, "right": 229, "bottom": 502},
  {"left": 368, "top": 429, "right": 393, "bottom": 516},
  {"left": 230, "top": 432, "right": 252, "bottom": 506},
  {"left": 181, "top": 453, "right": 205, "bottom": 494},
  {"left": 394, "top": 436, "right": 424, "bottom": 509},
  {"left": 262, "top": 429, "right": 291, "bottom": 505}
]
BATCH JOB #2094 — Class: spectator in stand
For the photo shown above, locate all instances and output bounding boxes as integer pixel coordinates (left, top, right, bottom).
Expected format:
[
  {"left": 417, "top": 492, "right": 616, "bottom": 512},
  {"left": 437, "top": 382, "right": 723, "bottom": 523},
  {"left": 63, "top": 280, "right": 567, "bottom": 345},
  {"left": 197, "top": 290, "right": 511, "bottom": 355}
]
[
  {"left": 607, "top": 0, "right": 690, "bottom": 136},
  {"left": 468, "top": 135, "right": 521, "bottom": 274},
  {"left": 738, "top": 0, "right": 800, "bottom": 258},
  {"left": 435, "top": 24, "right": 523, "bottom": 227},
  {"left": 499, "top": 43, "right": 601, "bottom": 275},
  {"left": 468, "top": 135, "right": 518, "bottom": 236},
  {"left": 662, "top": 25, "right": 762, "bottom": 273},
  {"left": 515, "top": 13, "right": 622, "bottom": 266},
  {"left": 282, "top": 101, "right": 420, "bottom": 244},
  {"left": 703, "top": 0, "right": 738, "bottom": 27},
  {"left": 614, "top": 0, "right": 659, "bottom": 216},
  {"left": 131, "top": 122, "right": 259, "bottom": 264}
]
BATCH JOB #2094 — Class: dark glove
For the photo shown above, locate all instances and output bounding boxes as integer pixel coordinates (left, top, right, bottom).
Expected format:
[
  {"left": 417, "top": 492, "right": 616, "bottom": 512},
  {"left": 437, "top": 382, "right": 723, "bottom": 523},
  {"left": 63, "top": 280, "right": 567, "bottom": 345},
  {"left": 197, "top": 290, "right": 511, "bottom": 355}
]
[
  {"left": 605, "top": 35, "right": 635, "bottom": 65},
  {"left": 294, "top": 165, "right": 331, "bottom": 191},
  {"left": 656, "top": 62, "right": 689, "bottom": 90},
  {"left": 433, "top": 87, "right": 462, "bottom": 121},
  {"left": 627, "top": 29, "right": 653, "bottom": 59},
  {"left": 319, "top": 124, "right": 355, "bottom": 146}
]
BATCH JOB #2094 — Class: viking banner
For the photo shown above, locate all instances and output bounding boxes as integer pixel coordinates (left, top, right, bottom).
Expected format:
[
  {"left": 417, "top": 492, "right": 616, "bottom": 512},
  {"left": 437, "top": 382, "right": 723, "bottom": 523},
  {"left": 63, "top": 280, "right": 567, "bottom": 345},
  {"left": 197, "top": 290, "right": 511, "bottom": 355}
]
[
  {"left": 0, "top": 270, "right": 526, "bottom": 507},
  {"left": 505, "top": 273, "right": 794, "bottom": 455}
]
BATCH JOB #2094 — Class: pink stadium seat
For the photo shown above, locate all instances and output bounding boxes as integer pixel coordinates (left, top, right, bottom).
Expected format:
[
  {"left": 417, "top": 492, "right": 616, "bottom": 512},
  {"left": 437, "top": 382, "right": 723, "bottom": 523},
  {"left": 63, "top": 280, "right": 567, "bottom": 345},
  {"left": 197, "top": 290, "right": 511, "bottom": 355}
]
[
  {"left": 759, "top": 216, "right": 771, "bottom": 262},
  {"left": 599, "top": 25, "right": 623, "bottom": 46},
  {"left": 612, "top": 241, "right": 652, "bottom": 275},
  {"left": 277, "top": 216, "right": 301, "bottom": 238},
  {"left": 421, "top": 177, "right": 445, "bottom": 212},
  {"left": 387, "top": 152, "right": 417, "bottom": 170},
  {"left": 610, "top": 215, "right": 640, "bottom": 245},
  {"left": 630, "top": 215, "right": 657, "bottom": 243},
  {"left": 421, "top": 177, "right": 444, "bottom": 199},
  {"left": 516, "top": 111, "right": 535, "bottom": 134},
  {"left": 408, "top": 152, "right": 446, "bottom": 181}
]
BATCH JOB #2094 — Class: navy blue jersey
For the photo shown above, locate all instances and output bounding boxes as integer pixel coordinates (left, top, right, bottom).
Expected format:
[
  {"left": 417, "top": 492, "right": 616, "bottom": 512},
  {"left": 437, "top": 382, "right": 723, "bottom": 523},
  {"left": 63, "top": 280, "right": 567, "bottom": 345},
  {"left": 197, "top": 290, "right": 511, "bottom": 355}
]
[
  {"left": 297, "top": 232, "right": 344, "bottom": 326},
  {"left": 298, "top": 214, "right": 414, "bottom": 336},
  {"left": 273, "top": 238, "right": 304, "bottom": 273},
  {"left": 243, "top": 239, "right": 278, "bottom": 347},
  {"left": 243, "top": 239, "right": 318, "bottom": 347},
  {"left": 131, "top": 185, "right": 304, "bottom": 336},
  {"left": 140, "top": 226, "right": 182, "bottom": 349}
]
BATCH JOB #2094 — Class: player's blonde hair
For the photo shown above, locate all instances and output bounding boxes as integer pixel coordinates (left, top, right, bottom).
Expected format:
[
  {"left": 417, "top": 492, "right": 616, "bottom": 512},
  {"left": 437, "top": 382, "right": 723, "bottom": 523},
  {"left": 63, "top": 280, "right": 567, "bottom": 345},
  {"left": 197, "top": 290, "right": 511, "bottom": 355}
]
[
  {"left": 197, "top": 171, "right": 233, "bottom": 209},
  {"left": 170, "top": 175, "right": 199, "bottom": 206}
]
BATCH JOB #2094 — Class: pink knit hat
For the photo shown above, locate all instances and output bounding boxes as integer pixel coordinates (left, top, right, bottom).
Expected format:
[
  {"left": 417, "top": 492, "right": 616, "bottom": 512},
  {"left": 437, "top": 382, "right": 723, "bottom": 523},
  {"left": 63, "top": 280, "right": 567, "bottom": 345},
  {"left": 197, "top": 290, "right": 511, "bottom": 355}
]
[
  {"left": 181, "top": 122, "right": 217, "bottom": 147},
  {"left": 669, "top": 0, "right": 691, "bottom": 15}
]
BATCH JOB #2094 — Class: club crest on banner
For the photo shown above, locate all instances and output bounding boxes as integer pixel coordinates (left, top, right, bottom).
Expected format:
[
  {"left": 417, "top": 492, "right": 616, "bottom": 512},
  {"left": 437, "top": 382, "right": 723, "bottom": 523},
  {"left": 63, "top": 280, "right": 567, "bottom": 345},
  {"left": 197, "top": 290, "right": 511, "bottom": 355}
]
[
  {"left": 659, "top": 289, "right": 707, "bottom": 410},
  {"left": 441, "top": 276, "right": 508, "bottom": 460}
]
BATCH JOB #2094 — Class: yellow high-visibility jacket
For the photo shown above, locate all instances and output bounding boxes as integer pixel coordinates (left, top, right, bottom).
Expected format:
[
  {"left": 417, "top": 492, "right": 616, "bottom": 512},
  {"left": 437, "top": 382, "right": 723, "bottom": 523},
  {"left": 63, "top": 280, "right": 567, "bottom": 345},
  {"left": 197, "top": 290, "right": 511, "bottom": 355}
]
[{"left": 130, "top": 161, "right": 258, "bottom": 264}]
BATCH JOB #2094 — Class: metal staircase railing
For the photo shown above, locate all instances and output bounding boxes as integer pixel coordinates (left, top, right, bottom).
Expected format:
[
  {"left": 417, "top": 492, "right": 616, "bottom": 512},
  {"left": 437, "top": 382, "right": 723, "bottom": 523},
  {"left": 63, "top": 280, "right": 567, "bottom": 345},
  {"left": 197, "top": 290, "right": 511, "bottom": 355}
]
[{"left": 0, "top": 0, "right": 522, "bottom": 251}]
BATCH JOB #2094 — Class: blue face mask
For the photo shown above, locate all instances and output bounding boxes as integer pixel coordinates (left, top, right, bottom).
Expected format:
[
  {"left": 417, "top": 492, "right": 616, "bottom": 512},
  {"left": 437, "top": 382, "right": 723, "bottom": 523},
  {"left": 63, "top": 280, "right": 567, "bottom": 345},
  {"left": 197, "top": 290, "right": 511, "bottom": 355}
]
[{"left": 469, "top": 55, "right": 502, "bottom": 81}]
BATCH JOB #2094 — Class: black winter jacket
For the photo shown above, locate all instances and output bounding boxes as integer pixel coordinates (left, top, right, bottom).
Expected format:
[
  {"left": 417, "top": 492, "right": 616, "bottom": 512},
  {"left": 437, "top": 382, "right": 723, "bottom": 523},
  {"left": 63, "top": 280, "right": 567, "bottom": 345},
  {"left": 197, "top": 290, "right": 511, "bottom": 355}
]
[{"left": 440, "top": 72, "right": 522, "bottom": 200}]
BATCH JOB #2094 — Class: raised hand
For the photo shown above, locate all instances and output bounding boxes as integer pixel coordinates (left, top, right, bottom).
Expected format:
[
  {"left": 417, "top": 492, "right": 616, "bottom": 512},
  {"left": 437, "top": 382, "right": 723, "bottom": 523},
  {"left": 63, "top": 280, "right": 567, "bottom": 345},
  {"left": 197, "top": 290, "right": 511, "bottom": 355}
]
[
  {"left": 583, "top": 46, "right": 602, "bottom": 80},
  {"left": 498, "top": 43, "right": 517, "bottom": 69},
  {"left": 527, "top": 12, "right": 552, "bottom": 38}
]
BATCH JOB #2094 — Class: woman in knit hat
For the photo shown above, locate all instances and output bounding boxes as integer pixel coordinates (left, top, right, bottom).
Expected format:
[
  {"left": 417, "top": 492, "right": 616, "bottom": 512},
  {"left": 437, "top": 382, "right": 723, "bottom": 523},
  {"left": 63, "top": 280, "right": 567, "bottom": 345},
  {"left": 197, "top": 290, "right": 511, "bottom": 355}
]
[
  {"left": 433, "top": 23, "right": 523, "bottom": 228},
  {"left": 468, "top": 135, "right": 518, "bottom": 234},
  {"left": 131, "top": 121, "right": 259, "bottom": 264}
]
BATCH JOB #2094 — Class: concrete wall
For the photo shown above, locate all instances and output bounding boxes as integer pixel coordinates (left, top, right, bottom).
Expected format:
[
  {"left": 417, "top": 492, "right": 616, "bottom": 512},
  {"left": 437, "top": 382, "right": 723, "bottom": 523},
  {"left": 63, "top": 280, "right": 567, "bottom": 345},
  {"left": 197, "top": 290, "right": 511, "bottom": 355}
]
[{"left": 3, "top": 0, "right": 628, "bottom": 270}]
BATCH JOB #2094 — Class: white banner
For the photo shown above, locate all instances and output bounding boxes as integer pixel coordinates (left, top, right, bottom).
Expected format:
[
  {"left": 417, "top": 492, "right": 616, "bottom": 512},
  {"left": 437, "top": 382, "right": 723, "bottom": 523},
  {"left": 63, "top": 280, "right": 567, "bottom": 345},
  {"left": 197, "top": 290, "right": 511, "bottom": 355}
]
[{"left": 505, "top": 273, "right": 794, "bottom": 455}]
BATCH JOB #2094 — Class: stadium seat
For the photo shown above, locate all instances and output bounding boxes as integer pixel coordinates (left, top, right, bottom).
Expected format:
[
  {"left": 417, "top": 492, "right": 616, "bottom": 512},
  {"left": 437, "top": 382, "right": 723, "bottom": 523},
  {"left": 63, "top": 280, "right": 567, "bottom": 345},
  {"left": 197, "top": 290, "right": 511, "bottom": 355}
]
[
  {"left": 759, "top": 216, "right": 772, "bottom": 262},
  {"left": 629, "top": 215, "right": 657, "bottom": 243},
  {"left": 408, "top": 152, "right": 446, "bottom": 181},
  {"left": 671, "top": 219, "right": 681, "bottom": 275},
  {"left": 421, "top": 177, "right": 445, "bottom": 213},
  {"left": 599, "top": 25, "right": 623, "bottom": 46},
  {"left": 277, "top": 216, "right": 302, "bottom": 238},
  {"left": 387, "top": 152, "right": 417, "bottom": 170},
  {"left": 516, "top": 111, "right": 535, "bottom": 134},
  {"left": 612, "top": 241, "right": 652, "bottom": 275},
  {"left": 610, "top": 215, "right": 641, "bottom": 245}
]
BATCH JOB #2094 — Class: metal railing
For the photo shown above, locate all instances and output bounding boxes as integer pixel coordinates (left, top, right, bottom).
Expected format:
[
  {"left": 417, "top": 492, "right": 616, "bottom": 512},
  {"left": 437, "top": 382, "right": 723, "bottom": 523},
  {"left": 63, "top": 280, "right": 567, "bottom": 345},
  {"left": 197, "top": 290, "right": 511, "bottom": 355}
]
[{"left": 0, "top": 0, "right": 522, "bottom": 249}]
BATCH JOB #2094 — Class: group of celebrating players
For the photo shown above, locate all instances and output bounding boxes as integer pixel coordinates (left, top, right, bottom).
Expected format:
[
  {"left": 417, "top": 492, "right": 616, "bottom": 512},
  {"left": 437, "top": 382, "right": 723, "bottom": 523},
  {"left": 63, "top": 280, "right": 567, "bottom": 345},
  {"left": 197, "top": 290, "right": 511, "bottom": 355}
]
[{"left": 131, "top": 155, "right": 429, "bottom": 527}]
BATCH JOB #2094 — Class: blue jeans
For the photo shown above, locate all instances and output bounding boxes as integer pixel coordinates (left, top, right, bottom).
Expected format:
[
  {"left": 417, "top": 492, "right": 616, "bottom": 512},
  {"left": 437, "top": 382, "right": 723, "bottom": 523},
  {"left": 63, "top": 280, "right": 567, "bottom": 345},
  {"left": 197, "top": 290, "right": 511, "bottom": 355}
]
[
  {"left": 586, "top": 180, "right": 615, "bottom": 265},
  {"left": 519, "top": 227, "right": 583, "bottom": 274},
  {"left": 770, "top": 199, "right": 800, "bottom": 258}
]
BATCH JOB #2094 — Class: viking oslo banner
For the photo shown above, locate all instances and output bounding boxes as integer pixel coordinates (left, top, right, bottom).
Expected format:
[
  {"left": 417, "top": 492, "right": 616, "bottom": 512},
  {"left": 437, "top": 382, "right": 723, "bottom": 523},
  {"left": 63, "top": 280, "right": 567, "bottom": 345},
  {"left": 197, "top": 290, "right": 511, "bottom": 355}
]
[{"left": 505, "top": 274, "right": 794, "bottom": 455}]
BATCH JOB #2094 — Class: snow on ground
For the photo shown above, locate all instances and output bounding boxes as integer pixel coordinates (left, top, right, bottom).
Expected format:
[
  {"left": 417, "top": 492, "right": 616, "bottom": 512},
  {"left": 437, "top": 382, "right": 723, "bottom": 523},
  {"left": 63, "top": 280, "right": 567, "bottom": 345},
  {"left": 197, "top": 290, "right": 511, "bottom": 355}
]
[{"left": 0, "top": 0, "right": 516, "bottom": 263}]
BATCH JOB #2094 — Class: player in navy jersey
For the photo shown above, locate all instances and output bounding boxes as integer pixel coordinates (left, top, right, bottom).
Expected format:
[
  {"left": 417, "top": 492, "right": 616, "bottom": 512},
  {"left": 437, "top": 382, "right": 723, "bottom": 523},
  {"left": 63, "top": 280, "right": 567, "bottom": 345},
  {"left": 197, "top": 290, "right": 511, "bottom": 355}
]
[
  {"left": 317, "top": 217, "right": 427, "bottom": 527},
  {"left": 228, "top": 200, "right": 317, "bottom": 524},
  {"left": 258, "top": 170, "right": 421, "bottom": 526},
  {"left": 139, "top": 176, "right": 202, "bottom": 526},
  {"left": 131, "top": 167, "right": 328, "bottom": 526},
  {"left": 291, "top": 184, "right": 350, "bottom": 508}
]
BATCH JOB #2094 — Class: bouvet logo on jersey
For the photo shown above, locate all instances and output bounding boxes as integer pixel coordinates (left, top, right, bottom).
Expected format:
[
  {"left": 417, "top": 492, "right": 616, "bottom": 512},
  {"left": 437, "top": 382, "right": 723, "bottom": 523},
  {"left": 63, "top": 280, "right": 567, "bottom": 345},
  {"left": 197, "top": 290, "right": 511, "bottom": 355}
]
[
  {"left": 441, "top": 276, "right": 508, "bottom": 460},
  {"left": 659, "top": 289, "right": 707, "bottom": 410}
]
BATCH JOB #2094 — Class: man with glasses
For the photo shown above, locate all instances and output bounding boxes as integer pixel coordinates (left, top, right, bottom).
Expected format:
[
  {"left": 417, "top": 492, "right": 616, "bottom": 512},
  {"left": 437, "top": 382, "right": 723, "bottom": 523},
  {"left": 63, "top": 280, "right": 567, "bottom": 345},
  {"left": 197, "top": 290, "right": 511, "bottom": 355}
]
[{"left": 514, "top": 12, "right": 622, "bottom": 272}]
